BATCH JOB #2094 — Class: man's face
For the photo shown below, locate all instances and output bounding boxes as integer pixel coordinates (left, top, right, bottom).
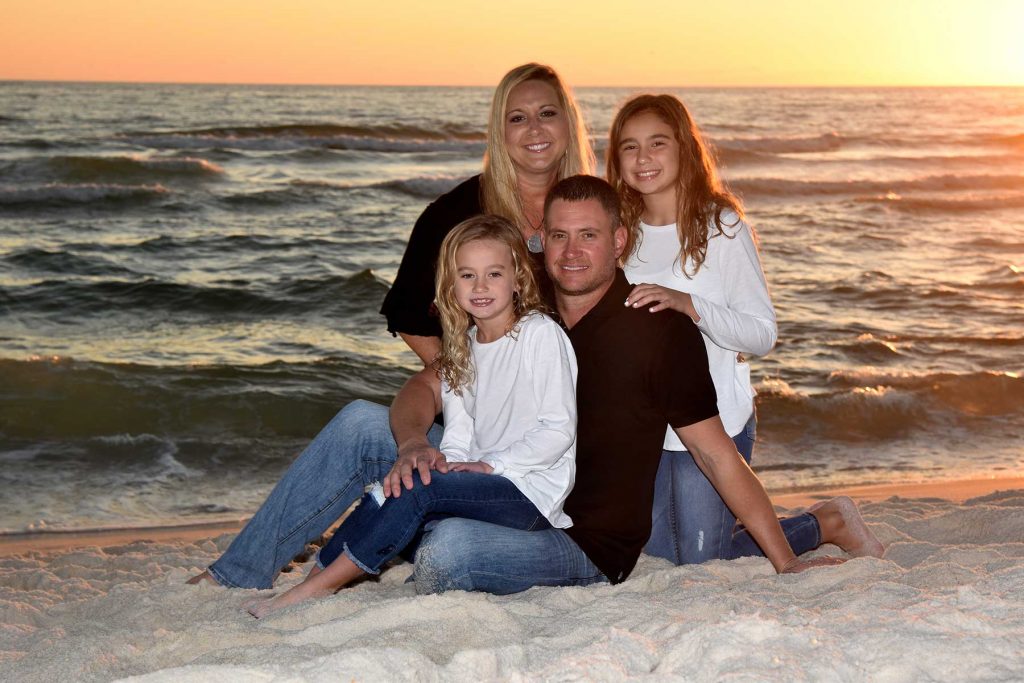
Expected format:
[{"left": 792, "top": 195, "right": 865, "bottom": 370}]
[{"left": 543, "top": 198, "right": 626, "bottom": 298}]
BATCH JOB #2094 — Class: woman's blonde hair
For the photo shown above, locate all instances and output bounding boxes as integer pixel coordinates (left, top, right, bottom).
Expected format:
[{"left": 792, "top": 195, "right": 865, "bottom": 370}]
[
  {"left": 607, "top": 94, "right": 744, "bottom": 274},
  {"left": 482, "top": 63, "right": 595, "bottom": 231},
  {"left": 434, "top": 215, "right": 544, "bottom": 394}
]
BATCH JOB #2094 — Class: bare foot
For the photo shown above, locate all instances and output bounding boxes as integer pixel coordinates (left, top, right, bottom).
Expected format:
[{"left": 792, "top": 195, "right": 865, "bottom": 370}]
[
  {"left": 186, "top": 570, "right": 218, "bottom": 586},
  {"left": 241, "top": 593, "right": 275, "bottom": 613},
  {"left": 245, "top": 581, "right": 332, "bottom": 619},
  {"left": 809, "top": 496, "right": 884, "bottom": 558}
]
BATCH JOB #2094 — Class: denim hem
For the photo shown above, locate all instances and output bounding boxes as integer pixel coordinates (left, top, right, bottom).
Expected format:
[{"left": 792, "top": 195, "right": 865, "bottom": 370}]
[
  {"left": 809, "top": 512, "right": 823, "bottom": 548},
  {"left": 343, "top": 542, "right": 380, "bottom": 576},
  {"left": 207, "top": 563, "right": 245, "bottom": 589}
]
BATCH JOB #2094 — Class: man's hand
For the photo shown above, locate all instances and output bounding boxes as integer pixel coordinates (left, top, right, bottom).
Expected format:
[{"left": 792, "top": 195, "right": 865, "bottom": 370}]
[
  {"left": 625, "top": 283, "right": 698, "bottom": 322},
  {"left": 448, "top": 461, "right": 494, "bottom": 475},
  {"left": 383, "top": 439, "right": 448, "bottom": 498},
  {"left": 780, "top": 556, "right": 846, "bottom": 574}
]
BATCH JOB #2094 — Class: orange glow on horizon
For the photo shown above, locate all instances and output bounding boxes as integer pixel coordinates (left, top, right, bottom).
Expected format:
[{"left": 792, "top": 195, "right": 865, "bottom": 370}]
[{"left": 1, "top": 0, "right": 1022, "bottom": 87}]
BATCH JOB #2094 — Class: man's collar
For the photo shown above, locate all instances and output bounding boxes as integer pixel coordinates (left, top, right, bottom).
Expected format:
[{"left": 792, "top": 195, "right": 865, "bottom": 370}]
[{"left": 561, "top": 269, "right": 631, "bottom": 339}]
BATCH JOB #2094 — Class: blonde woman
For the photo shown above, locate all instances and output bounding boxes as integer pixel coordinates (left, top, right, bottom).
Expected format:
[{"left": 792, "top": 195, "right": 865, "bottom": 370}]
[
  {"left": 248, "top": 216, "right": 577, "bottom": 616},
  {"left": 381, "top": 62, "right": 594, "bottom": 365}
]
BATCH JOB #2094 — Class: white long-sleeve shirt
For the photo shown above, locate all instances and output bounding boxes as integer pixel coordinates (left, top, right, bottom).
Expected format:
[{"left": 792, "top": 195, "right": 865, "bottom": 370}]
[
  {"left": 439, "top": 312, "right": 577, "bottom": 528},
  {"left": 623, "top": 211, "right": 777, "bottom": 451}
]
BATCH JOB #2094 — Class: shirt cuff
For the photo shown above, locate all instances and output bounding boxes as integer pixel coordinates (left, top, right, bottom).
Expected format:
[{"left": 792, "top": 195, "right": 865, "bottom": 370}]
[{"left": 479, "top": 456, "right": 505, "bottom": 476}]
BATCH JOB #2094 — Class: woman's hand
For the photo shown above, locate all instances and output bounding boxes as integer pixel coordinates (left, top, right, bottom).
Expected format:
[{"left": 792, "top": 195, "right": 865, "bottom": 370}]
[
  {"left": 383, "top": 439, "right": 448, "bottom": 498},
  {"left": 448, "top": 461, "right": 494, "bottom": 475},
  {"left": 625, "top": 283, "right": 699, "bottom": 322}
]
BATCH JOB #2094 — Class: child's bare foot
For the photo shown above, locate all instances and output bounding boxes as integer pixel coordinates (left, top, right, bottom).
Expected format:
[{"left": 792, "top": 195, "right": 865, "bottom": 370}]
[
  {"left": 246, "top": 582, "right": 331, "bottom": 619},
  {"left": 186, "top": 570, "right": 218, "bottom": 586},
  {"left": 809, "top": 496, "right": 885, "bottom": 558}
]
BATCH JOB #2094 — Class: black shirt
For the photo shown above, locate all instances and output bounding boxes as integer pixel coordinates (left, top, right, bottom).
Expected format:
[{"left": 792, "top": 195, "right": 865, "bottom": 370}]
[
  {"left": 563, "top": 270, "right": 719, "bottom": 584},
  {"left": 380, "top": 175, "right": 553, "bottom": 339},
  {"left": 380, "top": 176, "right": 484, "bottom": 339}
]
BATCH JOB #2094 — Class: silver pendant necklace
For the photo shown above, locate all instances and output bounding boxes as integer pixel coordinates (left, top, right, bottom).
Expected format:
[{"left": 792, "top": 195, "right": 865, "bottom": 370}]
[{"left": 527, "top": 232, "right": 543, "bottom": 253}]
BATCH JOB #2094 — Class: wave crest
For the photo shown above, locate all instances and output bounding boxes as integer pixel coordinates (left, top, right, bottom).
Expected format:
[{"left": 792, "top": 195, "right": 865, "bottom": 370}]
[
  {"left": 0, "top": 183, "right": 169, "bottom": 208},
  {"left": 757, "top": 371, "right": 1024, "bottom": 442}
]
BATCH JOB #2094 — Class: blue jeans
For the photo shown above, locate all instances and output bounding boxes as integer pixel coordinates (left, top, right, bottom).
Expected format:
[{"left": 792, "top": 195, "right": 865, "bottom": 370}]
[
  {"left": 644, "top": 412, "right": 820, "bottom": 564},
  {"left": 207, "top": 400, "right": 444, "bottom": 589},
  {"left": 317, "top": 471, "right": 550, "bottom": 574},
  {"left": 412, "top": 519, "right": 607, "bottom": 595}
]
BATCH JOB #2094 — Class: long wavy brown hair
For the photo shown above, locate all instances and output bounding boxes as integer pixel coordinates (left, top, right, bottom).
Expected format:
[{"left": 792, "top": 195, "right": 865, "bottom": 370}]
[
  {"left": 607, "top": 94, "right": 743, "bottom": 274},
  {"left": 434, "top": 215, "right": 544, "bottom": 395},
  {"left": 482, "top": 63, "right": 595, "bottom": 232}
]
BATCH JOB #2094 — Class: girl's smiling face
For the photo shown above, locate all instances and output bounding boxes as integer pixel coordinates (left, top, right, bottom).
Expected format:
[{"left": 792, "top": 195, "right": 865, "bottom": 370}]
[
  {"left": 616, "top": 111, "right": 681, "bottom": 206},
  {"left": 453, "top": 238, "right": 517, "bottom": 340}
]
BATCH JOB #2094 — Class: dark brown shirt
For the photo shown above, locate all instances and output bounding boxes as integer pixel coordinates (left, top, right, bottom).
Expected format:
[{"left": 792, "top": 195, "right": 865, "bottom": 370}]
[{"left": 563, "top": 270, "right": 719, "bottom": 583}]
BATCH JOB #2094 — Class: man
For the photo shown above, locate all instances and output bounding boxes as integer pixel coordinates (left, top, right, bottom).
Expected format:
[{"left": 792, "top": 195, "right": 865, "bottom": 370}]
[
  {"left": 385, "top": 176, "right": 873, "bottom": 593},
  {"left": 191, "top": 177, "right": 879, "bottom": 592}
]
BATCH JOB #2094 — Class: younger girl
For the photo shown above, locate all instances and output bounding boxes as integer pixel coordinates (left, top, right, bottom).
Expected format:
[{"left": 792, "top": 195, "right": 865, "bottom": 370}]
[
  {"left": 608, "top": 94, "right": 785, "bottom": 564},
  {"left": 248, "top": 215, "right": 577, "bottom": 616}
]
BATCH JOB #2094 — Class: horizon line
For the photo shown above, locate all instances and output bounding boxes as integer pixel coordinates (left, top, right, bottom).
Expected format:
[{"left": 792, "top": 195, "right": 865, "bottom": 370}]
[{"left": 2, "top": 77, "right": 1023, "bottom": 90}]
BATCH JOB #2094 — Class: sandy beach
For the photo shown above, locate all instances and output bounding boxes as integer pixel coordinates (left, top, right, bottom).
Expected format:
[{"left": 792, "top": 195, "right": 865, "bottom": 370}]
[{"left": 3, "top": 478, "right": 1023, "bottom": 682}]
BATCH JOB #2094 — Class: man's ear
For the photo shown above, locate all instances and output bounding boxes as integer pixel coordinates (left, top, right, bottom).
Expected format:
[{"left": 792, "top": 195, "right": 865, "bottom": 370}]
[{"left": 613, "top": 225, "right": 627, "bottom": 259}]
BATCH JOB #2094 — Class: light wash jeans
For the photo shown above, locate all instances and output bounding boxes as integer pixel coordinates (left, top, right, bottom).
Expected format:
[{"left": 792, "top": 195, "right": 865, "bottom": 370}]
[
  {"left": 316, "top": 470, "right": 550, "bottom": 575},
  {"left": 412, "top": 519, "right": 607, "bottom": 595},
  {"left": 644, "top": 412, "right": 821, "bottom": 564},
  {"left": 207, "top": 400, "right": 443, "bottom": 589},
  {"left": 208, "top": 401, "right": 817, "bottom": 592}
]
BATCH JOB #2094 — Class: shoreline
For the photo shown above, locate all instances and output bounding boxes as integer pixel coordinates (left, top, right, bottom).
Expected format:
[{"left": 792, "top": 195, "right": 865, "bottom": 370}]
[{"left": 4, "top": 475, "right": 1022, "bottom": 557}]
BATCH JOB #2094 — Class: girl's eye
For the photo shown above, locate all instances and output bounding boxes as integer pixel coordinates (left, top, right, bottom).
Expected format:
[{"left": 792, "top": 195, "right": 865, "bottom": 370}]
[
  {"left": 539, "top": 109, "right": 558, "bottom": 118},
  {"left": 460, "top": 273, "right": 474, "bottom": 279},
  {"left": 507, "top": 114, "right": 525, "bottom": 124},
  {"left": 620, "top": 143, "right": 637, "bottom": 152},
  {"left": 488, "top": 271, "right": 503, "bottom": 278}
]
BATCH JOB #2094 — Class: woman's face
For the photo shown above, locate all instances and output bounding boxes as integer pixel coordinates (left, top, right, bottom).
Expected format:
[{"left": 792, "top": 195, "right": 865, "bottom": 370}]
[
  {"left": 616, "top": 111, "right": 680, "bottom": 202},
  {"left": 503, "top": 79, "right": 570, "bottom": 182}
]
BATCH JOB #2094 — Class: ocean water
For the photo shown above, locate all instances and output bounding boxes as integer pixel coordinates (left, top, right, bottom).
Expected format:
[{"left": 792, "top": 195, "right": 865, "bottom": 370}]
[{"left": 1, "top": 82, "right": 1022, "bottom": 535}]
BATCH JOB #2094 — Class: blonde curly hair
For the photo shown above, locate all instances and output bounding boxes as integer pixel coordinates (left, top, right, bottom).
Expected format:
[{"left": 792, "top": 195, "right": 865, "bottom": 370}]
[{"left": 434, "top": 215, "right": 544, "bottom": 395}]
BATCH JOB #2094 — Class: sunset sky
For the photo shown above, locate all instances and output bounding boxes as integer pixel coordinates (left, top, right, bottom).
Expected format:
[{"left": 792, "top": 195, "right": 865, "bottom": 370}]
[{"left": 1, "top": 0, "right": 1022, "bottom": 87}]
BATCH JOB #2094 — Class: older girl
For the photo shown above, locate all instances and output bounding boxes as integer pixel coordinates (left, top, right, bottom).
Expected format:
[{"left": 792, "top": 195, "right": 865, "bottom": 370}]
[{"left": 608, "top": 94, "right": 881, "bottom": 564}]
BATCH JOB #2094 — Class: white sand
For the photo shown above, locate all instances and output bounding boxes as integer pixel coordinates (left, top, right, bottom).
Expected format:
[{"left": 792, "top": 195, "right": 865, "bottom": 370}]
[{"left": 3, "top": 488, "right": 1024, "bottom": 682}]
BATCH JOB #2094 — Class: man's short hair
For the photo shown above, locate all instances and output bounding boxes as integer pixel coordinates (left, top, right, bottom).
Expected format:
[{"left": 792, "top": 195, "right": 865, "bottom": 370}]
[{"left": 544, "top": 175, "right": 622, "bottom": 227}]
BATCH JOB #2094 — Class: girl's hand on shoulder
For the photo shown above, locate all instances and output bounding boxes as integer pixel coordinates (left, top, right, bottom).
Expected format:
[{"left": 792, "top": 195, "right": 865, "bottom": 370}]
[
  {"left": 625, "top": 284, "right": 699, "bottom": 321},
  {"left": 448, "top": 461, "right": 494, "bottom": 475}
]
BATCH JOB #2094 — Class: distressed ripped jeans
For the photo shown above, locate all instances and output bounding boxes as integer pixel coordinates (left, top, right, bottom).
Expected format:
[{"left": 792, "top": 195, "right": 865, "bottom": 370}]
[{"left": 644, "top": 412, "right": 820, "bottom": 564}]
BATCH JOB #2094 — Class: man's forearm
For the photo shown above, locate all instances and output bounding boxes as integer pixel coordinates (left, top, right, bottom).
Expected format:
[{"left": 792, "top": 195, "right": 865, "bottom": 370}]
[{"left": 676, "top": 417, "right": 796, "bottom": 572}]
